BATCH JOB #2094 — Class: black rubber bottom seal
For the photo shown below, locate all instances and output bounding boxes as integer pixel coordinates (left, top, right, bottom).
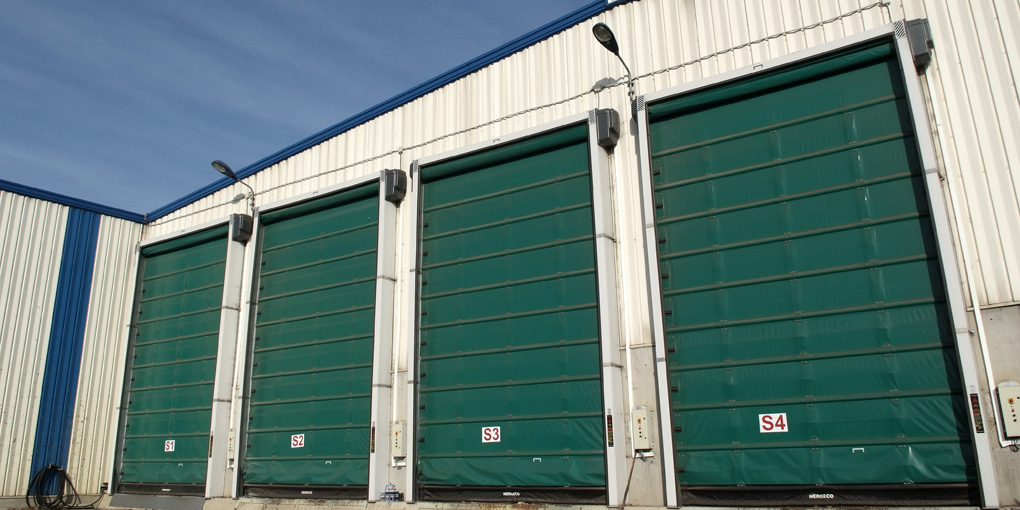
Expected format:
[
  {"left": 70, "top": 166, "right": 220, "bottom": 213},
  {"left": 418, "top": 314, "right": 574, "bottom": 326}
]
[
  {"left": 680, "top": 483, "right": 979, "bottom": 506},
  {"left": 117, "top": 483, "right": 205, "bottom": 496},
  {"left": 243, "top": 484, "right": 367, "bottom": 499},
  {"left": 419, "top": 485, "right": 606, "bottom": 505}
]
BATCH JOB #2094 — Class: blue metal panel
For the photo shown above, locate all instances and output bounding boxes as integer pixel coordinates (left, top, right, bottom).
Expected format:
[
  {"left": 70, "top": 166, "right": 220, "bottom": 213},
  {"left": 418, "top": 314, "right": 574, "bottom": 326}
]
[
  {"left": 28, "top": 208, "right": 102, "bottom": 489},
  {"left": 145, "top": 0, "right": 609, "bottom": 221},
  {"left": 0, "top": 178, "right": 144, "bottom": 222}
]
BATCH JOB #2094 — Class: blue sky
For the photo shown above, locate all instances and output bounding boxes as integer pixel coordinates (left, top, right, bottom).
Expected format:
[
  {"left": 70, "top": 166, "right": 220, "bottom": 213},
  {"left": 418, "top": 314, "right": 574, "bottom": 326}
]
[{"left": 0, "top": 1, "right": 588, "bottom": 214}]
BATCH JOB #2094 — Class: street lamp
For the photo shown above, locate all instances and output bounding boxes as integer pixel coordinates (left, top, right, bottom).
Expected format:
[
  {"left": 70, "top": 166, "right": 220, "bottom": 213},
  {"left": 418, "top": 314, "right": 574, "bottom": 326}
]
[
  {"left": 212, "top": 160, "right": 255, "bottom": 215},
  {"left": 592, "top": 22, "right": 635, "bottom": 102}
]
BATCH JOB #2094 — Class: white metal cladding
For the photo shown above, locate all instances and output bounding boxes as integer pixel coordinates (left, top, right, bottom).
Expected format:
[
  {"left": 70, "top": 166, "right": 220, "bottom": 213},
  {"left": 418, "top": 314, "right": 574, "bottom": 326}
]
[
  {"left": 911, "top": 0, "right": 1020, "bottom": 307},
  {"left": 67, "top": 216, "right": 142, "bottom": 496},
  {"left": 100, "top": 0, "right": 1020, "bottom": 505},
  {"left": 142, "top": 0, "right": 1020, "bottom": 310},
  {"left": 0, "top": 191, "right": 69, "bottom": 496}
]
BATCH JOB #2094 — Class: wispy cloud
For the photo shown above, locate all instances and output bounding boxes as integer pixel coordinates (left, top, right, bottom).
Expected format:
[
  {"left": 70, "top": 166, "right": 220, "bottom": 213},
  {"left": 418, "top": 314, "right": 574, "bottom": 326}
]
[{"left": 0, "top": 0, "right": 586, "bottom": 212}]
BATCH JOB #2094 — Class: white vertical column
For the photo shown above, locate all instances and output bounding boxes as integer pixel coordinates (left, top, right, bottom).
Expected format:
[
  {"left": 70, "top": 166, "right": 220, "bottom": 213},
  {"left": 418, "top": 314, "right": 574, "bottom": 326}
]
[
  {"left": 228, "top": 211, "right": 262, "bottom": 498},
  {"left": 403, "top": 162, "right": 423, "bottom": 502},
  {"left": 369, "top": 174, "right": 400, "bottom": 500},
  {"left": 588, "top": 110, "right": 629, "bottom": 507},
  {"left": 634, "top": 98, "right": 680, "bottom": 508},
  {"left": 206, "top": 215, "right": 249, "bottom": 498}
]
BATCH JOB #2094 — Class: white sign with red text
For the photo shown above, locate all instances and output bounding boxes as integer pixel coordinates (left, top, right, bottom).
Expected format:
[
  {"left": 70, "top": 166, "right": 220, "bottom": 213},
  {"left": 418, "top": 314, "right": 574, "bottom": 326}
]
[
  {"left": 482, "top": 426, "right": 501, "bottom": 443},
  {"left": 759, "top": 413, "right": 788, "bottom": 433},
  {"left": 291, "top": 434, "right": 305, "bottom": 448}
]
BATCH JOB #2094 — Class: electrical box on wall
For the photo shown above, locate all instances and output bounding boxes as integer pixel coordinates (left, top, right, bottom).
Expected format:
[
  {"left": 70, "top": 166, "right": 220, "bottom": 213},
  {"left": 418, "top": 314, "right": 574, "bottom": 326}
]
[
  {"left": 384, "top": 169, "right": 407, "bottom": 204},
  {"left": 392, "top": 420, "right": 405, "bottom": 457},
  {"left": 230, "top": 213, "right": 253, "bottom": 243},
  {"left": 998, "top": 381, "right": 1020, "bottom": 439},
  {"left": 632, "top": 405, "right": 651, "bottom": 451},
  {"left": 595, "top": 108, "right": 620, "bottom": 149}
]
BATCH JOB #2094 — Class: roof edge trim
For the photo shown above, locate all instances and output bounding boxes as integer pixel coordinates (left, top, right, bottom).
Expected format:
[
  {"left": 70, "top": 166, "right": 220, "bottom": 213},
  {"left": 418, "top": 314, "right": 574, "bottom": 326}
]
[
  {"left": 0, "top": 177, "right": 145, "bottom": 222},
  {"left": 146, "top": 0, "right": 611, "bottom": 222}
]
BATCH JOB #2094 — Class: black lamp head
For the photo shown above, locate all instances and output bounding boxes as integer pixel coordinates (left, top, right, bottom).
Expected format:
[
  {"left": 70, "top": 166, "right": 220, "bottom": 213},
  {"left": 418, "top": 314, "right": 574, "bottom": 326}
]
[
  {"left": 592, "top": 22, "right": 620, "bottom": 55},
  {"left": 212, "top": 160, "right": 239, "bottom": 181}
]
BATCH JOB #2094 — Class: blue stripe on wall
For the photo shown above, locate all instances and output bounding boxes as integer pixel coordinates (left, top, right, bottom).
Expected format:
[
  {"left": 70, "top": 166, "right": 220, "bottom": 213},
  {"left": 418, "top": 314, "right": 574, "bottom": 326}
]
[{"left": 29, "top": 208, "right": 102, "bottom": 488}]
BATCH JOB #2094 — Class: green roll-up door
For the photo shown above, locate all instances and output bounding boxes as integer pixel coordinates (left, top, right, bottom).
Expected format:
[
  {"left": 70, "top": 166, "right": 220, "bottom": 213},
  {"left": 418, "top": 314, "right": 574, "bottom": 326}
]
[
  {"left": 119, "top": 226, "right": 229, "bottom": 495},
  {"left": 243, "top": 183, "right": 379, "bottom": 498},
  {"left": 416, "top": 124, "right": 607, "bottom": 503},
  {"left": 647, "top": 41, "right": 974, "bottom": 502}
]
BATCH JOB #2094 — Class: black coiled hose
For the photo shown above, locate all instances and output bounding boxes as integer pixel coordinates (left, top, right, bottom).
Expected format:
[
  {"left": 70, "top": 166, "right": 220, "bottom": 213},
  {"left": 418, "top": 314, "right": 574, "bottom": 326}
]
[{"left": 25, "top": 465, "right": 102, "bottom": 510}]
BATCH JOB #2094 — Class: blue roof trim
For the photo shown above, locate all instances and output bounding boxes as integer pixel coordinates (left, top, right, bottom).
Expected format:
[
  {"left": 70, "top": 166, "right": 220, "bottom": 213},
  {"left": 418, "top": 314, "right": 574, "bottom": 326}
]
[
  {"left": 0, "top": 177, "right": 144, "bottom": 223},
  {"left": 147, "top": 0, "right": 610, "bottom": 221},
  {"left": 28, "top": 208, "right": 101, "bottom": 486}
]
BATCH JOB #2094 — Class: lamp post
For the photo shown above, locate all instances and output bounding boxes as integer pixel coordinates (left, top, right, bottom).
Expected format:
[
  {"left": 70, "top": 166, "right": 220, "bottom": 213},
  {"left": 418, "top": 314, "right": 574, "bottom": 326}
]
[
  {"left": 592, "top": 22, "right": 635, "bottom": 103},
  {"left": 212, "top": 160, "right": 255, "bottom": 215}
]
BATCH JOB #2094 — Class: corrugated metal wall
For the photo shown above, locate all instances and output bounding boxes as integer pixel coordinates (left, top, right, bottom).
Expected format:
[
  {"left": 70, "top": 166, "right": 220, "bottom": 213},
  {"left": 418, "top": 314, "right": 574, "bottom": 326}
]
[
  {"left": 0, "top": 0, "right": 1015, "bottom": 505},
  {"left": 120, "top": 0, "right": 1018, "bottom": 505},
  {"left": 0, "top": 191, "right": 68, "bottom": 496},
  {"left": 142, "top": 0, "right": 1020, "bottom": 311},
  {"left": 67, "top": 216, "right": 142, "bottom": 495},
  {"left": 912, "top": 0, "right": 1020, "bottom": 307},
  {"left": 28, "top": 208, "right": 102, "bottom": 488}
]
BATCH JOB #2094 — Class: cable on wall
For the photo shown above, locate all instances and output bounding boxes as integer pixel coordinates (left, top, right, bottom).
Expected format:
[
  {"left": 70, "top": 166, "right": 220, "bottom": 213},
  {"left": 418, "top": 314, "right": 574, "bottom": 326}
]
[
  {"left": 635, "top": 1, "right": 891, "bottom": 84},
  {"left": 148, "top": 1, "right": 892, "bottom": 228}
]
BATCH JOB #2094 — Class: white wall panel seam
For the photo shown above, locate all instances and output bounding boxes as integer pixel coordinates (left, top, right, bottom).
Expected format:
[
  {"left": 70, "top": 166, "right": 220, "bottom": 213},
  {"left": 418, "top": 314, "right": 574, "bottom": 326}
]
[
  {"left": 920, "top": 9, "right": 976, "bottom": 307},
  {"left": 15, "top": 197, "right": 65, "bottom": 489},
  {"left": 957, "top": 0, "right": 1018, "bottom": 303},
  {"left": 970, "top": 0, "right": 1020, "bottom": 300},
  {"left": 66, "top": 216, "right": 141, "bottom": 494},
  {"left": 943, "top": 0, "right": 1012, "bottom": 305},
  {"left": 913, "top": 0, "right": 1013, "bottom": 308},
  {"left": 0, "top": 193, "right": 68, "bottom": 496},
  {"left": 924, "top": 1, "right": 999, "bottom": 305},
  {"left": 991, "top": 1, "right": 1020, "bottom": 126},
  {"left": 908, "top": 19, "right": 974, "bottom": 311},
  {"left": 984, "top": 1, "right": 1020, "bottom": 181},
  {"left": 963, "top": 0, "right": 1020, "bottom": 301}
]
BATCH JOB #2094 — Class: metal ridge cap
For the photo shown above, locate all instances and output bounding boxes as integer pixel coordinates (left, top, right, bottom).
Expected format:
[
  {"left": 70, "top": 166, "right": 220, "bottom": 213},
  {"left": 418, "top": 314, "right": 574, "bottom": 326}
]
[
  {"left": 146, "top": 0, "right": 611, "bottom": 222},
  {"left": 0, "top": 176, "right": 145, "bottom": 222}
]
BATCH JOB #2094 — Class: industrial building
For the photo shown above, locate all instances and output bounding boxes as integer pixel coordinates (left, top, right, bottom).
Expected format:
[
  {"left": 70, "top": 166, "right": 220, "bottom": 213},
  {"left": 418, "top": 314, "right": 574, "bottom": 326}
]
[{"left": 2, "top": 1, "right": 1019, "bottom": 508}]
